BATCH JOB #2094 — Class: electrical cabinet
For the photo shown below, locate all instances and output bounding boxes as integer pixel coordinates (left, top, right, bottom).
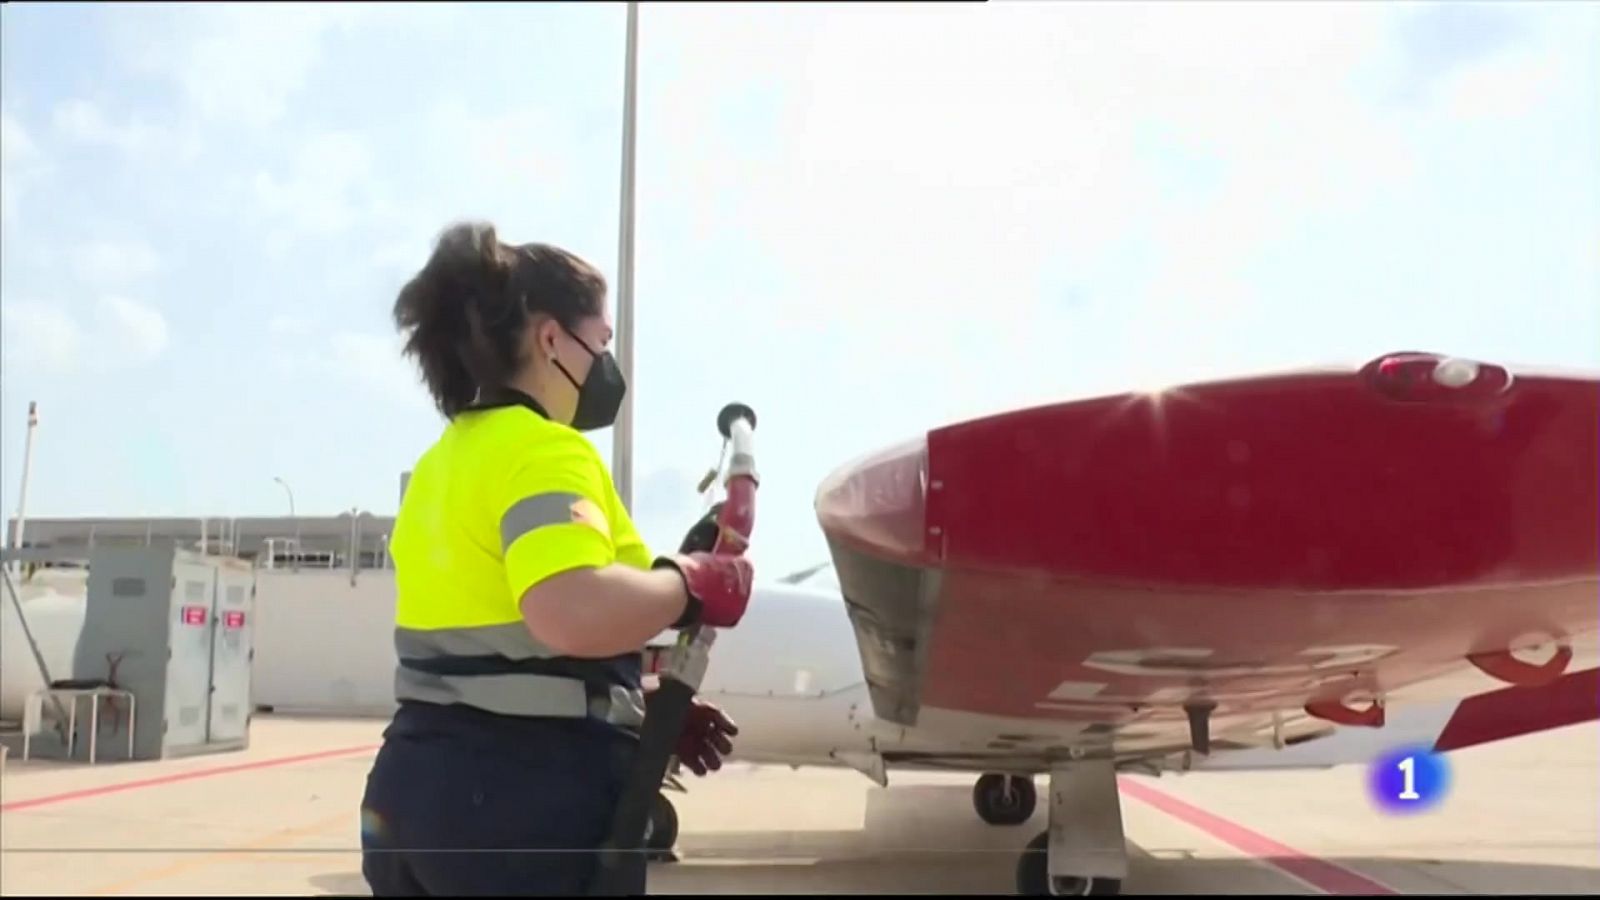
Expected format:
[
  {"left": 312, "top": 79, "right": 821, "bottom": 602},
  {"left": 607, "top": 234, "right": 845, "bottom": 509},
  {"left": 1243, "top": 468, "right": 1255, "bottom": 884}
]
[{"left": 62, "top": 545, "right": 256, "bottom": 761}]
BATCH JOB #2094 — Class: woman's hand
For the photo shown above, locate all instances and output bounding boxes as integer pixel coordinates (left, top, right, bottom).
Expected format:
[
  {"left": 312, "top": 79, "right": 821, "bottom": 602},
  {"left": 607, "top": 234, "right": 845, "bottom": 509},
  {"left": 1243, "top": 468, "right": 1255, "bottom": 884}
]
[{"left": 673, "top": 698, "right": 739, "bottom": 776}]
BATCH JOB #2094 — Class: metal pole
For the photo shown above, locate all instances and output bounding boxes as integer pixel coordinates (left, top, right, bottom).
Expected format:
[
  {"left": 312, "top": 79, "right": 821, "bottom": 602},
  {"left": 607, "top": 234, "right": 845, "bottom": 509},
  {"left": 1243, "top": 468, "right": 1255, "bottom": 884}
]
[
  {"left": 273, "top": 476, "right": 298, "bottom": 571},
  {"left": 348, "top": 508, "right": 360, "bottom": 584},
  {"left": 8, "top": 402, "right": 39, "bottom": 576},
  {"left": 611, "top": 0, "right": 639, "bottom": 512}
]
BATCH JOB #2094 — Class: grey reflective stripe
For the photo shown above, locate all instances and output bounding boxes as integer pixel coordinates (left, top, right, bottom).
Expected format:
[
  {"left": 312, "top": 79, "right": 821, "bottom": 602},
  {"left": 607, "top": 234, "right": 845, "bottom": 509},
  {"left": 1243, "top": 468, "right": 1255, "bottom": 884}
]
[
  {"left": 604, "top": 683, "right": 647, "bottom": 728},
  {"left": 394, "top": 667, "right": 645, "bottom": 728},
  {"left": 500, "top": 492, "right": 584, "bottom": 550},
  {"left": 392, "top": 623, "right": 645, "bottom": 728},
  {"left": 396, "top": 622, "right": 558, "bottom": 662}
]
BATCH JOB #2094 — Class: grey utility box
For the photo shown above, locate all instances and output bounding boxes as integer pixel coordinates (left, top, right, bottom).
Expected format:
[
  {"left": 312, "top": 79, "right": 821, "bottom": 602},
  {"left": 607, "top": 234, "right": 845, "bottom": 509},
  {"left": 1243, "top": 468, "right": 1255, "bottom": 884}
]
[{"left": 62, "top": 545, "right": 257, "bottom": 762}]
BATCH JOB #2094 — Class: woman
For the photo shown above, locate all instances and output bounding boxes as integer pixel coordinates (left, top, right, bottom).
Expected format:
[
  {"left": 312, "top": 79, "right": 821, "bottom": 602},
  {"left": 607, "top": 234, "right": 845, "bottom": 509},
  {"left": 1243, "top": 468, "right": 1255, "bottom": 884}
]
[{"left": 359, "top": 221, "right": 755, "bottom": 896}]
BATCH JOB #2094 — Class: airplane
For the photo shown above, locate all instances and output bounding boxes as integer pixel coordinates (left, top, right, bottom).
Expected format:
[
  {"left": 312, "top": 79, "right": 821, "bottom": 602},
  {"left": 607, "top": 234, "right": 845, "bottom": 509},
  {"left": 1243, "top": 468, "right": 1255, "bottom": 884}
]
[
  {"left": 660, "top": 563, "right": 1599, "bottom": 894},
  {"left": 6, "top": 350, "right": 1594, "bottom": 895},
  {"left": 649, "top": 349, "right": 1600, "bottom": 895},
  {"left": 15, "top": 541, "right": 1594, "bottom": 894}
]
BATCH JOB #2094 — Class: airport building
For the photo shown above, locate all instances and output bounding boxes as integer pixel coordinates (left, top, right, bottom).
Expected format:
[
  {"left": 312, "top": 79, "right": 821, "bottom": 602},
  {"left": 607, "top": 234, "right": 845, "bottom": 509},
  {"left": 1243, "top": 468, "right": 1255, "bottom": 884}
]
[
  {"left": 4, "top": 472, "right": 412, "bottom": 570},
  {"left": 4, "top": 512, "right": 397, "bottom": 571}
]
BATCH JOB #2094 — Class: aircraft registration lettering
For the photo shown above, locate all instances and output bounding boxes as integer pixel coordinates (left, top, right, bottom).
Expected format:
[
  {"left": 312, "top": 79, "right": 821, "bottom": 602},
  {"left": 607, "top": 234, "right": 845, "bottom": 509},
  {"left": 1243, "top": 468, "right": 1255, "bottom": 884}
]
[
  {"left": 1034, "top": 644, "right": 1401, "bottom": 710},
  {"left": 1036, "top": 684, "right": 1291, "bottom": 710},
  {"left": 1081, "top": 645, "right": 1399, "bottom": 678}
]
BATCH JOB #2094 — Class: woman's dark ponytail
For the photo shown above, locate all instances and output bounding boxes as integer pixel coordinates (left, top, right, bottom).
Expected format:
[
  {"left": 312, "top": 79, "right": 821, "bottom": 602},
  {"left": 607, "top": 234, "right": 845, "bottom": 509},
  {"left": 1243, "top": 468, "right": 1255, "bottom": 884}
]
[
  {"left": 393, "top": 220, "right": 609, "bottom": 419},
  {"left": 393, "top": 221, "right": 518, "bottom": 419}
]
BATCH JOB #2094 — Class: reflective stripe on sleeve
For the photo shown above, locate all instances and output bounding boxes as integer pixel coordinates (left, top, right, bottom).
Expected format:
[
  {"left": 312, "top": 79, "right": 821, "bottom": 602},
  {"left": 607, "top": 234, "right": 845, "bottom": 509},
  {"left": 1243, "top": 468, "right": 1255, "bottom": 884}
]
[{"left": 500, "top": 492, "right": 586, "bottom": 551}]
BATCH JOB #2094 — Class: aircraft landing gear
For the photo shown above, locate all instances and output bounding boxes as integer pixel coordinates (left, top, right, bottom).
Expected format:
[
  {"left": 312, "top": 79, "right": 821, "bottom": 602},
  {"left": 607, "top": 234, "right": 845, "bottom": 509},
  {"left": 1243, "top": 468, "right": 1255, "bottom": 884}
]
[
  {"left": 1014, "top": 760, "right": 1126, "bottom": 895},
  {"left": 974, "top": 773, "right": 1037, "bottom": 825},
  {"left": 644, "top": 791, "right": 680, "bottom": 863}
]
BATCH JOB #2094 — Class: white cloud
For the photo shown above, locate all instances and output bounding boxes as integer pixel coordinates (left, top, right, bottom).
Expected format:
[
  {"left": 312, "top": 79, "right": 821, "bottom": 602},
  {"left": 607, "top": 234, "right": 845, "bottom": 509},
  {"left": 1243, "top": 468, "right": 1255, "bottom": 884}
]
[
  {"left": 640, "top": 2, "right": 1413, "bottom": 411},
  {"left": 0, "top": 296, "right": 170, "bottom": 376},
  {"left": 142, "top": 5, "right": 365, "bottom": 130},
  {"left": 0, "top": 301, "right": 83, "bottom": 374},
  {"left": 52, "top": 99, "right": 169, "bottom": 156},
  {"left": 73, "top": 240, "right": 164, "bottom": 287},
  {"left": 325, "top": 331, "right": 427, "bottom": 407},
  {"left": 120, "top": 3, "right": 466, "bottom": 131},
  {"left": 1370, "top": 4, "right": 1582, "bottom": 120},
  {"left": 1, "top": 107, "right": 49, "bottom": 230},
  {"left": 363, "top": 101, "right": 610, "bottom": 264},
  {"left": 370, "top": 235, "right": 429, "bottom": 279},
  {"left": 267, "top": 313, "right": 314, "bottom": 337},
  {"left": 1434, "top": 48, "right": 1561, "bottom": 121},
  {"left": 99, "top": 296, "right": 171, "bottom": 361},
  {"left": 428, "top": 102, "right": 582, "bottom": 189},
  {"left": 253, "top": 130, "right": 379, "bottom": 240},
  {"left": 629, "top": 466, "right": 717, "bottom": 553},
  {"left": 0, "top": 107, "right": 40, "bottom": 168}
]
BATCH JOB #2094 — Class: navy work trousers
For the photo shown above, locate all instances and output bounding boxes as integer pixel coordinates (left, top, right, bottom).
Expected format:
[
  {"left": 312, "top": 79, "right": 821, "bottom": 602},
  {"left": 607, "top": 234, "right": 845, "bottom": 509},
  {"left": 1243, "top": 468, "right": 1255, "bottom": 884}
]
[{"left": 359, "top": 701, "right": 642, "bottom": 896}]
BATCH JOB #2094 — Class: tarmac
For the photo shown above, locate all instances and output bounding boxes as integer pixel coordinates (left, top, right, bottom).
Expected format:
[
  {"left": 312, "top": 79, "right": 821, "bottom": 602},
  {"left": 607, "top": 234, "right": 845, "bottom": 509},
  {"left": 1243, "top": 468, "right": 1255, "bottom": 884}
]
[{"left": 1, "top": 715, "right": 1595, "bottom": 896}]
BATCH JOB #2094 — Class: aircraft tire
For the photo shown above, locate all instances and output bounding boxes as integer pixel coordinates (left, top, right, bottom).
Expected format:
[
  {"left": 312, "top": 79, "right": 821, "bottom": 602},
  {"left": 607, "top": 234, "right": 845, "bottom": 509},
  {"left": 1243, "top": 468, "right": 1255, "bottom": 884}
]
[
  {"left": 645, "top": 791, "right": 680, "bottom": 859},
  {"left": 1016, "top": 830, "right": 1122, "bottom": 895},
  {"left": 974, "top": 773, "right": 1037, "bottom": 826}
]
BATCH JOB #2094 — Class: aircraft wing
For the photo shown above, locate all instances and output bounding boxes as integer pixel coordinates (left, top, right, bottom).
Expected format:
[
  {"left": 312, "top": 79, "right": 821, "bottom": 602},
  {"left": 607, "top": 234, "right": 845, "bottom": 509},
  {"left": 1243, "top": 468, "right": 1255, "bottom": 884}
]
[{"left": 814, "top": 352, "right": 1600, "bottom": 761}]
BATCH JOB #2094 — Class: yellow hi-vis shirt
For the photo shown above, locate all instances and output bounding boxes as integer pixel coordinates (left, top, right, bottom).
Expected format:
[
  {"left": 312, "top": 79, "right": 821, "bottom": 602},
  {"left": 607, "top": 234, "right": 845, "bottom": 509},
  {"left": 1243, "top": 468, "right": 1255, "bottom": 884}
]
[{"left": 387, "top": 391, "right": 653, "bottom": 728}]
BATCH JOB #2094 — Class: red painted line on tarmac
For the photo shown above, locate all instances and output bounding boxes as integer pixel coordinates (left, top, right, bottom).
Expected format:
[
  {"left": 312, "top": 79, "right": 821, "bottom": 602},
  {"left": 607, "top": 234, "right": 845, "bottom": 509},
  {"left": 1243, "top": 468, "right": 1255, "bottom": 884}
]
[
  {"left": 1118, "top": 776, "right": 1399, "bottom": 895},
  {"left": 0, "top": 744, "right": 379, "bottom": 813}
]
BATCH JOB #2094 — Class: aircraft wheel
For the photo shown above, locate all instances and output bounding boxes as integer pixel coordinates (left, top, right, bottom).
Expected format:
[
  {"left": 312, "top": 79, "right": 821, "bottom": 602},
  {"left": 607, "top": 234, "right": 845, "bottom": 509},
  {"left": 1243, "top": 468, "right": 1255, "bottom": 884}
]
[
  {"left": 974, "top": 773, "right": 1036, "bottom": 826},
  {"left": 646, "top": 791, "right": 679, "bottom": 856},
  {"left": 1016, "top": 831, "right": 1122, "bottom": 895}
]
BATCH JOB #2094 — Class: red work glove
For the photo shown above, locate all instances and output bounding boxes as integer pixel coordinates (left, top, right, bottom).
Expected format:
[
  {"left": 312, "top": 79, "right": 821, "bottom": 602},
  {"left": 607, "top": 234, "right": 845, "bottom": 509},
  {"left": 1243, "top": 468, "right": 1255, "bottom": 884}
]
[
  {"left": 674, "top": 699, "right": 738, "bottom": 776},
  {"left": 654, "top": 552, "right": 754, "bottom": 629}
]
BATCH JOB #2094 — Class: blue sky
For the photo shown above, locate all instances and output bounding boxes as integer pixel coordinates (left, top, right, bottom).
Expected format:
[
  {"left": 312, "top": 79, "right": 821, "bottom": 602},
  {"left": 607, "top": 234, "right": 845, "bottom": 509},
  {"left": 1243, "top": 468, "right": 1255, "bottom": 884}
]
[{"left": 2, "top": 1, "right": 1597, "bottom": 580}]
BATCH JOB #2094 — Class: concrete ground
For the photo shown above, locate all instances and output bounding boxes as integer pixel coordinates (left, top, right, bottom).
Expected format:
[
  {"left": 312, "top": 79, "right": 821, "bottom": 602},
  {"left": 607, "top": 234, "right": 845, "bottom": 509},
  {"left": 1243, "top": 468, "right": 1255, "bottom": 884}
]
[{"left": 0, "top": 716, "right": 1595, "bottom": 896}]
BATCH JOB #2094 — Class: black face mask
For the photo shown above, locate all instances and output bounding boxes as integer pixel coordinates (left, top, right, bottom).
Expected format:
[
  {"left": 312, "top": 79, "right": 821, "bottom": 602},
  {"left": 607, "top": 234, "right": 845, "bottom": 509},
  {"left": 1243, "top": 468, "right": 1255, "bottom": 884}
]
[{"left": 552, "top": 327, "right": 627, "bottom": 432}]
